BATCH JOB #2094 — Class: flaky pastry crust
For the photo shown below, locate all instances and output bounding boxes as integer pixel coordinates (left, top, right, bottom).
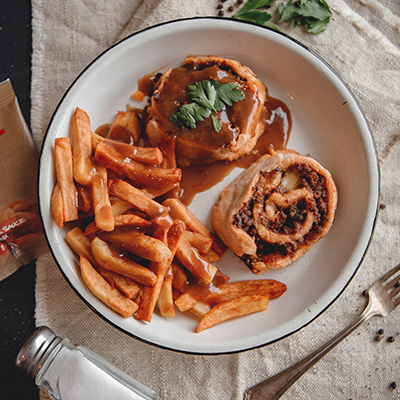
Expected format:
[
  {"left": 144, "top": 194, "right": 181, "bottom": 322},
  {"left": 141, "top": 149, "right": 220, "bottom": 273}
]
[{"left": 211, "top": 151, "right": 338, "bottom": 274}]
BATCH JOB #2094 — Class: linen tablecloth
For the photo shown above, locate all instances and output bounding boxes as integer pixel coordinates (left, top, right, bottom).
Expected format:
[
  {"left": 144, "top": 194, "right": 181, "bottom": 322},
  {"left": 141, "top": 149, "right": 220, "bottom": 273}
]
[{"left": 31, "top": 1, "right": 400, "bottom": 399}]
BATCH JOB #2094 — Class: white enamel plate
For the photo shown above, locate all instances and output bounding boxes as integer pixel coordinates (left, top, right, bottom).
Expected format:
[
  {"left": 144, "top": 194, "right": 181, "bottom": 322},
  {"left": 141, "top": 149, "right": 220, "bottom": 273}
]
[{"left": 38, "top": 18, "right": 380, "bottom": 355}]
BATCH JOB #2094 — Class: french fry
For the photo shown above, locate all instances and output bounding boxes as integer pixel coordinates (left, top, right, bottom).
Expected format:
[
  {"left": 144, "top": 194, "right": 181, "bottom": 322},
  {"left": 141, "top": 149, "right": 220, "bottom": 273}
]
[
  {"left": 91, "top": 163, "right": 114, "bottom": 231},
  {"left": 98, "top": 268, "right": 141, "bottom": 300},
  {"left": 91, "top": 132, "right": 163, "bottom": 165},
  {"left": 66, "top": 226, "right": 97, "bottom": 265},
  {"left": 98, "top": 230, "right": 172, "bottom": 262},
  {"left": 175, "top": 292, "right": 198, "bottom": 312},
  {"left": 136, "top": 220, "right": 185, "bottom": 322},
  {"left": 91, "top": 237, "right": 157, "bottom": 287},
  {"left": 52, "top": 106, "right": 289, "bottom": 331},
  {"left": 70, "top": 108, "right": 93, "bottom": 186},
  {"left": 66, "top": 227, "right": 142, "bottom": 299},
  {"left": 189, "top": 302, "right": 211, "bottom": 319},
  {"left": 54, "top": 137, "right": 78, "bottom": 222},
  {"left": 171, "top": 262, "right": 188, "bottom": 292},
  {"left": 85, "top": 214, "right": 152, "bottom": 236},
  {"left": 175, "top": 237, "right": 217, "bottom": 285},
  {"left": 111, "top": 198, "right": 134, "bottom": 216},
  {"left": 158, "top": 136, "right": 177, "bottom": 169},
  {"left": 182, "top": 230, "right": 213, "bottom": 255},
  {"left": 163, "top": 198, "right": 226, "bottom": 261},
  {"left": 108, "top": 178, "right": 168, "bottom": 219},
  {"left": 80, "top": 255, "right": 138, "bottom": 318},
  {"left": 76, "top": 183, "right": 92, "bottom": 213},
  {"left": 196, "top": 295, "right": 269, "bottom": 333},
  {"left": 94, "top": 141, "right": 181, "bottom": 193},
  {"left": 158, "top": 277, "right": 175, "bottom": 317},
  {"left": 204, "top": 280, "right": 287, "bottom": 306},
  {"left": 174, "top": 269, "right": 230, "bottom": 312},
  {"left": 112, "top": 214, "right": 152, "bottom": 228},
  {"left": 84, "top": 214, "right": 151, "bottom": 237},
  {"left": 107, "top": 110, "right": 142, "bottom": 145},
  {"left": 50, "top": 182, "right": 64, "bottom": 228}
]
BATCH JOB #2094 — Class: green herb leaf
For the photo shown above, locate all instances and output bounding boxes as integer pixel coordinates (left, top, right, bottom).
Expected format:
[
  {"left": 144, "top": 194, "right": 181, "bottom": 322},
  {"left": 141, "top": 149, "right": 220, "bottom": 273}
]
[
  {"left": 233, "top": 0, "right": 282, "bottom": 31},
  {"left": 209, "top": 80, "right": 245, "bottom": 107},
  {"left": 233, "top": 0, "right": 331, "bottom": 34},
  {"left": 304, "top": 16, "right": 330, "bottom": 33},
  {"left": 211, "top": 115, "right": 223, "bottom": 132},
  {"left": 188, "top": 80, "right": 218, "bottom": 112},
  {"left": 170, "top": 103, "right": 210, "bottom": 130},
  {"left": 170, "top": 79, "right": 245, "bottom": 131},
  {"left": 278, "top": 0, "right": 298, "bottom": 22},
  {"left": 235, "top": 0, "right": 275, "bottom": 15},
  {"left": 278, "top": 0, "right": 331, "bottom": 33},
  {"left": 296, "top": 0, "right": 331, "bottom": 20}
]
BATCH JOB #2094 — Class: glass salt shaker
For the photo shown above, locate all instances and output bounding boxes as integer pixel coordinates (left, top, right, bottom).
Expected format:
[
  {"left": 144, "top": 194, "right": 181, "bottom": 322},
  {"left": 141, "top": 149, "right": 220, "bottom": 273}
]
[{"left": 15, "top": 326, "right": 159, "bottom": 400}]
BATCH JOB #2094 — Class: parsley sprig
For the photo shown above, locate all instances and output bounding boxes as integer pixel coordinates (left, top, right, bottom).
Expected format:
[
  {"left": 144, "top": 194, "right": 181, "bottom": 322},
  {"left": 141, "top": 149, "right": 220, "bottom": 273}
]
[
  {"left": 278, "top": 0, "right": 332, "bottom": 33},
  {"left": 233, "top": 0, "right": 332, "bottom": 34},
  {"left": 170, "top": 79, "right": 245, "bottom": 132},
  {"left": 233, "top": 0, "right": 281, "bottom": 31}
]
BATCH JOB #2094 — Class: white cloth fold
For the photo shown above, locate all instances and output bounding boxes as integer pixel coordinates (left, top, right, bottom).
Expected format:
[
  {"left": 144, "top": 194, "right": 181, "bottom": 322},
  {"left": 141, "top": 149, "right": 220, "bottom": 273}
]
[{"left": 31, "top": 1, "right": 400, "bottom": 399}]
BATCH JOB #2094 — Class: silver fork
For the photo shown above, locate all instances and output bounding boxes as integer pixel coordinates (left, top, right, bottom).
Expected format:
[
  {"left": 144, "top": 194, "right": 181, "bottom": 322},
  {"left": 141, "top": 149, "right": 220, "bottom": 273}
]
[{"left": 244, "top": 263, "right": 400, "bottom": 400}]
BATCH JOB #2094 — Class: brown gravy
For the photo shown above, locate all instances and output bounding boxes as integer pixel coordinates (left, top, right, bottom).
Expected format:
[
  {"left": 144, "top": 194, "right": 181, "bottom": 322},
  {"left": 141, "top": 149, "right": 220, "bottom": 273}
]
[
  {"left": 102, "top": 69, "right": 291, "bottom": 206},
  {"left": 179, "top": 95, "right": 291, "bottom": 205}
]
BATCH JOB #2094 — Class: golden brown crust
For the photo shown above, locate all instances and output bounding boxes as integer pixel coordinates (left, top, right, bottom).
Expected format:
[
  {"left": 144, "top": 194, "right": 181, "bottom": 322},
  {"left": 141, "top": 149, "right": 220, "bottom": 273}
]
[{"left": 211, "top": 151, "right": 338, "bottom": 273}]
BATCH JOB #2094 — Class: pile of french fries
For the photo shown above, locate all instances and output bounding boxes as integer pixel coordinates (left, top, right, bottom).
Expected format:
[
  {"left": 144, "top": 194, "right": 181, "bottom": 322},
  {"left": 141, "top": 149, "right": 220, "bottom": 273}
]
[{"left": 50, "top": 107, "right": 286, "bottom": 332}]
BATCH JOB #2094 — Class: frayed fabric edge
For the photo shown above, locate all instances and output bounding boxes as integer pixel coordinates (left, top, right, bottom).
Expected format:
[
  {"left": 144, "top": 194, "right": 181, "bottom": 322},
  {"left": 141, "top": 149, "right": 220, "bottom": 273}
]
[
  {"left": 31, "top": 0, "right": 47, "bottom": 149},
  {"left": 34, "top": 253, "right": 52, "bottom": 327}
]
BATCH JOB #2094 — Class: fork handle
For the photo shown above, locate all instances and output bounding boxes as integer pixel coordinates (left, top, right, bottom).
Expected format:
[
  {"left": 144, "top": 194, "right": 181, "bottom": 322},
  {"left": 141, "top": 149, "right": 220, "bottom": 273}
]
[{"left": 244, "top": 303, "right": 375, "bottom": 400}]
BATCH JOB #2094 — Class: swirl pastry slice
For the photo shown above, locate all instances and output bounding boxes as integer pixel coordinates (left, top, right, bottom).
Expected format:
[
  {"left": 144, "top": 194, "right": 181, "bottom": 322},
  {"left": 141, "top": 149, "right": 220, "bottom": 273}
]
[
  {"left": 211, "top": 151, "right": 338, "bottom": 274},
  {"left": 146, "top": 56, "right": 267, "bottom": 167}
]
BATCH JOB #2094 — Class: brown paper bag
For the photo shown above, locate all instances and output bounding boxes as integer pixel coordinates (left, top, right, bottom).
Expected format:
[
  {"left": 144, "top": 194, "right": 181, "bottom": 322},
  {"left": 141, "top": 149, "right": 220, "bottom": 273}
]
[{"left": 0, "top": 79, "right": 47, "bottom": 280}]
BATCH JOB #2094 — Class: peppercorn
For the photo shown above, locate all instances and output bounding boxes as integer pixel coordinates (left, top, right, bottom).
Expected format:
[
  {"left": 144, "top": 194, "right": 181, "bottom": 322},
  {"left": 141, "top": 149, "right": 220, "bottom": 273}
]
[
  {"left": 228, "top": 5, "right": 234, "bottom": 12},
  {"left": 379, "top": 203, "right": 386, "bottom": 210},
  {"left": 378, "top": 329, "right": 384, "bottom": 335},
  {"left": 390, "top": 381, "right": 397, "bottom": 390},
  {"left": 218, "top": 10, "right": 224, "bottom": 16},
  {"left": 387, "top": 336, "right": 395, "bottom": 343}
]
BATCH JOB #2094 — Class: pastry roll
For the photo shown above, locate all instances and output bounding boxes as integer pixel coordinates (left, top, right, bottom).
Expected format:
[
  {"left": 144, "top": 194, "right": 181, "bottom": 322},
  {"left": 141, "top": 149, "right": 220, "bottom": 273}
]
[
  {"left": 211, "top": 151, "right": 338, "bottom": 274},
  {"left": 146, "top": 56, "right": 268, "bottom": 167}
]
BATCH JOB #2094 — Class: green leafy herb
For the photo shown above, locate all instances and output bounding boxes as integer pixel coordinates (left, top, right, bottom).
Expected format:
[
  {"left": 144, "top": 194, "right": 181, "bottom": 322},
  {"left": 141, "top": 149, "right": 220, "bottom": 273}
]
[
  {"left": 211, "top": 115, "right": 223, "bottom": 132},
  {"left": 278, "top": 0, "right": 332, "bottom": 34},
  {"left": 233, "top": 0, "right": 332, "bottom": 34},
  {"left": 233, "top": 0, "right": 281, "bottom": 31},
  {"left": 188, "top": 80, "right": 219, "bottom": 112},
  {"left": 170, "top": 79, "right": 245, "bottom": 132},
  {"left": 170, "top": 103, "right": 210, "bottom": 130},
  {"left": 209, "top": 80, "right": 246, "bottom": 107}
]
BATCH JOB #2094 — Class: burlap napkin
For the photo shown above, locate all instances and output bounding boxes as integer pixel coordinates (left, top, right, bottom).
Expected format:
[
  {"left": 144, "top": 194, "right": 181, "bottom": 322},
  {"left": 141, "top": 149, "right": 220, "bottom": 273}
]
[{"left": 31, "top": 0, "right": 400, "bottom": 399}]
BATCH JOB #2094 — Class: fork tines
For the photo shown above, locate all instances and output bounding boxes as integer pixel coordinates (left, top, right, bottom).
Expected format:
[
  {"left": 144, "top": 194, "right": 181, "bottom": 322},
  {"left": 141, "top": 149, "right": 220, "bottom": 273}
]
[{"left": 381, "top": 263, "right": 400, "bottom": 304}]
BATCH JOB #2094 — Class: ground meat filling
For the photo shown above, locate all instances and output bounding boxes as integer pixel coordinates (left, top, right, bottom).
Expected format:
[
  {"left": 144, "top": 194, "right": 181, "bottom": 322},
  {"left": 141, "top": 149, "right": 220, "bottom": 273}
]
[{"left": 233, "top": 163, "right": 329, "bottom": 269}]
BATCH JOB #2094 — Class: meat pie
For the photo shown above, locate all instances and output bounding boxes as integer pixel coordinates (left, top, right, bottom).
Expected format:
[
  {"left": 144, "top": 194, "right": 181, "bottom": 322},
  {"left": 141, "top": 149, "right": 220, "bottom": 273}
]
[
  {"left": 211, "top": 151, "right": 338, "bottom": 274},
  {"left": 146, "top": 56, "right": 268, "bottom": 167}
]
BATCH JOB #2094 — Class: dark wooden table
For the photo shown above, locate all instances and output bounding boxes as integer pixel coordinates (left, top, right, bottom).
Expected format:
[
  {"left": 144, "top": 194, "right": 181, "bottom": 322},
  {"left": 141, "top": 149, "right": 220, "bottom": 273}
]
[{"left": 0, "top": 0, "right": 41, "bottom": 398}]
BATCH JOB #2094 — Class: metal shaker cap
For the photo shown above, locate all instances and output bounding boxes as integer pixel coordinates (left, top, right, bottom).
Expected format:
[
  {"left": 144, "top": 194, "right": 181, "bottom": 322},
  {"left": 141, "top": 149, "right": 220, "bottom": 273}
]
[{"left": 15, "top": 326, "right": 62, "bottom": 379}]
